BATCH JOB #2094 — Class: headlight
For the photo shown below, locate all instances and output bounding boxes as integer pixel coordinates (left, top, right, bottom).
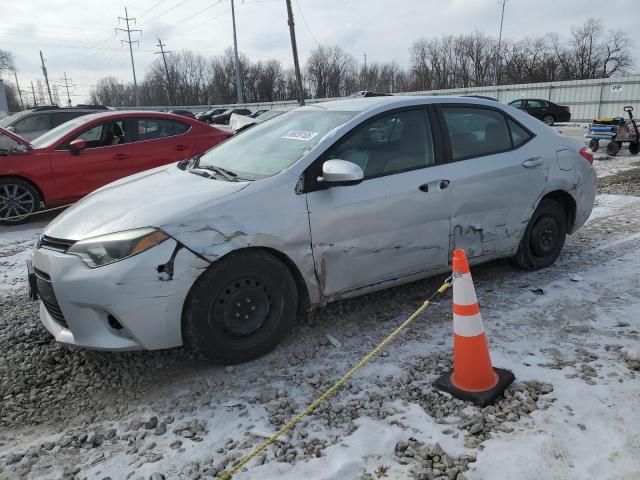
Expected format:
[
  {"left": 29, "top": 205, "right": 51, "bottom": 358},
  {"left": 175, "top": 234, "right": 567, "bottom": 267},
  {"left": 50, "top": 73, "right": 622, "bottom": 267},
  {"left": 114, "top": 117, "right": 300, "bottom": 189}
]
[{"left": 66, "top": 228, "right": 169, "bottom": 268}]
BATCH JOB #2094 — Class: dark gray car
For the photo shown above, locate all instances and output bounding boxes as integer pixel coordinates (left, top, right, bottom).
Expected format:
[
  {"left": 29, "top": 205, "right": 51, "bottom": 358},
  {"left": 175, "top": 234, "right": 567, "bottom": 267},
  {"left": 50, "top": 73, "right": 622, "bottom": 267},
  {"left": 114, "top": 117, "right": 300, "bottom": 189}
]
[{"left": 0, "top": 105, "right": 109, "bottom": 141}]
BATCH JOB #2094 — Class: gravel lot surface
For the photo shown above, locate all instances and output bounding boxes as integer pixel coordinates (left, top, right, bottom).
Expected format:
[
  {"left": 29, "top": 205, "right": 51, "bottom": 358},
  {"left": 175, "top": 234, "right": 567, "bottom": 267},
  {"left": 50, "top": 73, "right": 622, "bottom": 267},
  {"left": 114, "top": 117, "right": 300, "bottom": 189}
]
[{"left": 1, "top": 140, "right": 639, "bottom": 480}]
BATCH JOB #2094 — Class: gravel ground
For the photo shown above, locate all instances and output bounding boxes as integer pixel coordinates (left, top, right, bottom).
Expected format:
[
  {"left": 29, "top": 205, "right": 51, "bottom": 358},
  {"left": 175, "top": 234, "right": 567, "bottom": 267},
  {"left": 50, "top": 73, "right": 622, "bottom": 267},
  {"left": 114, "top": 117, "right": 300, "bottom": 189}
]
[{"left": 1, "top": 161, "right": 640, "bottom": 479}]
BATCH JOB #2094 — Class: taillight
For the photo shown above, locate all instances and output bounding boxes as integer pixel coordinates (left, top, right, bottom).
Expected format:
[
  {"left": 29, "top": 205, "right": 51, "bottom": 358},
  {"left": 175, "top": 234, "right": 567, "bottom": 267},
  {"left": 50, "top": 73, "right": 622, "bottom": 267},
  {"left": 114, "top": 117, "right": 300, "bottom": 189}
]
[{"left": 579, "top": 146, "right": 593, "bottom": 165}]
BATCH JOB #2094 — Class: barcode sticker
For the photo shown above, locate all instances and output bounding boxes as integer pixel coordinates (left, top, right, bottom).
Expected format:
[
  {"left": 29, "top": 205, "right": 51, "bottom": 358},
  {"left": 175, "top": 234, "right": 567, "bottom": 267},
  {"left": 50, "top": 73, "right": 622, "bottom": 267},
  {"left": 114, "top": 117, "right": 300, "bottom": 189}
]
[{"left": 281, "top": 130, "right": 319, "bottom": 141}]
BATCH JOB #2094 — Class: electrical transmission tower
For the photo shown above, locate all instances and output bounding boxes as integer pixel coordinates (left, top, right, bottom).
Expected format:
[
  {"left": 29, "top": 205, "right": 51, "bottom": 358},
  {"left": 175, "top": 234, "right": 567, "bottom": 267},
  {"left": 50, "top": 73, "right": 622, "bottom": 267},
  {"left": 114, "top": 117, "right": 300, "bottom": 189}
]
[
  {"left": 116, "top": 7, "right": 141, "bottom": 106},
  {"left": 154, "top": 38, "right": 174, "bottom": 106}
]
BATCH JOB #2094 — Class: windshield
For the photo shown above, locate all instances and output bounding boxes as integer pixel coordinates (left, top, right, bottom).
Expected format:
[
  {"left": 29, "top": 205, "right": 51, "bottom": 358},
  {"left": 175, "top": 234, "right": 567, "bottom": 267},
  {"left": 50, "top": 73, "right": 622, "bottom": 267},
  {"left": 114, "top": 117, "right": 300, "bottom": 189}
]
[
  {"left": 30, "top": 118, "right": 86, "bottom": 148},
  {"left": 198, "top": 109, "right": 356, "bottom": 179}
]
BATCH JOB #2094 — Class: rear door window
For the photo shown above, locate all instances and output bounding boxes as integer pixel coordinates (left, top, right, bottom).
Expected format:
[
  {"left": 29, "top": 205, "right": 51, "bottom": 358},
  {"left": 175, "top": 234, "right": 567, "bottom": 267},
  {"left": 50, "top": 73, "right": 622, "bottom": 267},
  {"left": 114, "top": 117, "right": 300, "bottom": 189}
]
[
  {"left": 441, "top": 107, "right": 512, "bottom": 160},
  {"left": 508, "top": 118, "right": 533, "bottom": 147},
  {"left": 509, "top": 100, "right": 523, "bottom": 108},
  {"left": 135, "top": 118, "right": 190, "bottom": 141},
  {"left": 13, "top": 114, "right": 51, "bottom": 134},
  {"left": 51, "top": 111, "right": 85, "bottom": 128},
  {"left": 527, "top": 100, "right": 545, "bottom": 108}
]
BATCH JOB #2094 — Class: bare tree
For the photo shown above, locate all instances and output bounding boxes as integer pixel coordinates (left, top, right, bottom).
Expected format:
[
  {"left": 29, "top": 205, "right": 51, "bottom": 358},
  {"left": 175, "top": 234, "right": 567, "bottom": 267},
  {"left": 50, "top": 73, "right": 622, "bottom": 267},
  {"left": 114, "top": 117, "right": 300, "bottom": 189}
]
[{"left": 0, "top": 49, "right": 15, "bottom": 76}]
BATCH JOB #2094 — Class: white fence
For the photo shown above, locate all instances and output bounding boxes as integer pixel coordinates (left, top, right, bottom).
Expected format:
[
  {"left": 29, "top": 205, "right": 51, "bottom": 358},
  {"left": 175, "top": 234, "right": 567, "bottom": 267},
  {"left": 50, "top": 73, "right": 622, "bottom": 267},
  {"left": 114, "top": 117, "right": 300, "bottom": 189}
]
[{"left": 115, "top": 75, "right": 640, "bottom": 122}]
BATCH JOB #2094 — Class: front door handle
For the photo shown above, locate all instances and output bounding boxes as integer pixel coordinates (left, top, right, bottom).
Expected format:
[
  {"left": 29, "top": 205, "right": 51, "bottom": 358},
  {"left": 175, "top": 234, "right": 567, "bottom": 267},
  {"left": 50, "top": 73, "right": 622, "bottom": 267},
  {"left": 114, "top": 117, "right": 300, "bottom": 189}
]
[
  {"left": 114, "top": 153, "right": 128, "bottom": 160},
  {"left": 419, "top": 184, "right": 429, "bottom": 192},
  {"left": 522, "top": 157, "right": 543, "bottom": 168},
  {"left": 175, "top": 145, "right": 188, "bottom": 151}
]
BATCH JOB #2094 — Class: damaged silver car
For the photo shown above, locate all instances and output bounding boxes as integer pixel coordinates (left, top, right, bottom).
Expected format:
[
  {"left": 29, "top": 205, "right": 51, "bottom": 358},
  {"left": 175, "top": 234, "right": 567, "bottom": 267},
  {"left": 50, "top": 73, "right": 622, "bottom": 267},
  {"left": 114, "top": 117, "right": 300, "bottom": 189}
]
[{"left": 29, "top": 96, "right": 596, "bottom": 363}]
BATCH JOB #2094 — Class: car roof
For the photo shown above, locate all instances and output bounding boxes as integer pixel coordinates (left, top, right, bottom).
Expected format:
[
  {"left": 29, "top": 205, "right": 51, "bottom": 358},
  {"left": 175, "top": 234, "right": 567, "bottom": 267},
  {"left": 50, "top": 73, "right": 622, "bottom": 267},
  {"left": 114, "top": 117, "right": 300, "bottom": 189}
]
[
  {"left": 301, "top": 95, "right": 504, "bottom": 113},
  {"left": 70, "top": 110, "right": 198, "bottom": 123}
]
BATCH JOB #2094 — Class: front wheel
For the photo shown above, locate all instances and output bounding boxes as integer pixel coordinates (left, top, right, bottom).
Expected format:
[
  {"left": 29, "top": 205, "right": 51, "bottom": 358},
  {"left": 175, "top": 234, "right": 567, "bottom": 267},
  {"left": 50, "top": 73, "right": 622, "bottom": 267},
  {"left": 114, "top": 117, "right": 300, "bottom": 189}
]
[
  {"left": 182, "top": 250, "right": 298, "bottom": 364},
  {"left": 0, "top": 178, "right": 41, "bottom": 225},
  {"left": 629, "top": 141, "right": 639, "bottom": 155},
  {"left": 514, "top": 199, "right": 567, "bottom": 271},
  {"left": 589, "top": 139, "right": 599, "bottom": 152},
  {"left": 542, "top": 114, "right": 555, "bottom": 126}
]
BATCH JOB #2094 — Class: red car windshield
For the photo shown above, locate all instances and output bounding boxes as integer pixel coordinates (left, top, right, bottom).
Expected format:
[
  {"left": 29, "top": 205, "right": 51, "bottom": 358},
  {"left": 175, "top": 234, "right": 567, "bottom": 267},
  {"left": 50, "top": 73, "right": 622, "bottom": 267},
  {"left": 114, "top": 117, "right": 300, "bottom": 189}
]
[{"left": 30, "top": 118, "right": 88, "bottom": 149}]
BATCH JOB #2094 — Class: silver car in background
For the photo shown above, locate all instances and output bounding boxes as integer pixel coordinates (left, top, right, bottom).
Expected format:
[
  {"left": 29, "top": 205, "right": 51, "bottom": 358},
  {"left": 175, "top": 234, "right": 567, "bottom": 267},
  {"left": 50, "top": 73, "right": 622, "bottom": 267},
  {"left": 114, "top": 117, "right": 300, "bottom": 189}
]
[{"left": 30, "top": 96, "right": 596, "bottom": 363}]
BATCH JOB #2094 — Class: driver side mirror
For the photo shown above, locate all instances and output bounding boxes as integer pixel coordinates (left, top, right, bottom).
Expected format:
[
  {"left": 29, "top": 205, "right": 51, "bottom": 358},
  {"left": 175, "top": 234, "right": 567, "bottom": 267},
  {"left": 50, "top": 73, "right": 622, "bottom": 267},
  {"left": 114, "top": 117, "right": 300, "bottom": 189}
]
[
  {"left": 6, "top": 126, "right": 16, "bottom": 133},
  {"left": 318, "top": 159, "right": 364, "bottom": 186},
  {"left": 69, "top": 139, "right": 87, "bottom": 155}
]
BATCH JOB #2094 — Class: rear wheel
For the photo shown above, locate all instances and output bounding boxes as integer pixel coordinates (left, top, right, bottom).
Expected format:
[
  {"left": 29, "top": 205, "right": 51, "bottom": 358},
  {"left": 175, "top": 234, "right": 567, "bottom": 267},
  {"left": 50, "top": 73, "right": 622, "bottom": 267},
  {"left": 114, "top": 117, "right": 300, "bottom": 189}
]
[
  {"left": 182, "top": 250, "right": 298, "bottom": 364},
  {"left": 515, "top": 199, "right": 567, "bottom": 270},
  {"left": 588, "top": 139, "right": 599, "bottom": 152},
  {"left": 629, "top": 141, "right": 639, "bottom": 155},
  {"left": 0, "top": 178, "right": 41, "bottom": 225},
  {"left": 606, "top": 141, "right": 620, "bottom": 156},
  {"left": 542, "top": 114, "right": 555, "bottom": 126}
]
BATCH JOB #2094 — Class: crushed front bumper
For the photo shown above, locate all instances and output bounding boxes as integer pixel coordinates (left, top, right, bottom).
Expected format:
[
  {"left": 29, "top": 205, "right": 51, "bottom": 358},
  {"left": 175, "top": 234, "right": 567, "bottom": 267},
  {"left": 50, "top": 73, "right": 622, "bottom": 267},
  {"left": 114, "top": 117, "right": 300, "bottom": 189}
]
[{"left": 31, "top": 238, "right": 209, "bottom": 351}]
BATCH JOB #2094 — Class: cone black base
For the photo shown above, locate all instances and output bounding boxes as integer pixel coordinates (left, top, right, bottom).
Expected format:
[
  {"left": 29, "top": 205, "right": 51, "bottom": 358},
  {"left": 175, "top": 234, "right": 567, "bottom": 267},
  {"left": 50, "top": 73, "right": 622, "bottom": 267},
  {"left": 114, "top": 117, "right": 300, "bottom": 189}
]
[{"left": 433, "top": 368, "right": 516, "bottom": 407}]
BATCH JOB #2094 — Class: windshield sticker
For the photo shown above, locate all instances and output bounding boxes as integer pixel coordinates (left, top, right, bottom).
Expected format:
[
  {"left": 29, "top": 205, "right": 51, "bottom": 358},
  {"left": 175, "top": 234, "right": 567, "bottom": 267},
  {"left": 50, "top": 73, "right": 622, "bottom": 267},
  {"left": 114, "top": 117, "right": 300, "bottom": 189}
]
[{"left": 281, "top": 130, "right": 319, "bottom": 141}]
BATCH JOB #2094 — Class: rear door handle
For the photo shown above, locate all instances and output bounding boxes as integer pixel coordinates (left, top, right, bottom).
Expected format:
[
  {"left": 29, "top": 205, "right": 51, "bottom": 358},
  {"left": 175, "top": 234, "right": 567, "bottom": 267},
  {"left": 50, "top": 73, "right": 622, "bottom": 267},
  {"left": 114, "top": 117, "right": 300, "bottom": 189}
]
[
  {"left": 114, "top": 153, "right": 128, "bottom": 160},
  {"left": 522, "top": 157, "right": 543, "bottom": 168},
  {"left": 175, "top": 145, "right": 188, "bottom": 151},
  {"left": 439, "top": 179, "right": 450, "bottom": 189}
]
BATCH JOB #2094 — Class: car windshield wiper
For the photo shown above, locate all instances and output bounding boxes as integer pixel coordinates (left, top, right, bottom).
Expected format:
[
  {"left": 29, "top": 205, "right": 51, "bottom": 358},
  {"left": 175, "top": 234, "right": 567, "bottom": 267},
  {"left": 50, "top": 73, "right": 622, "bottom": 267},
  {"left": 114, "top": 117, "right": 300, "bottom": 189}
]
[{"left": 193, "top": 165, "right": 239, "bottom": 182}]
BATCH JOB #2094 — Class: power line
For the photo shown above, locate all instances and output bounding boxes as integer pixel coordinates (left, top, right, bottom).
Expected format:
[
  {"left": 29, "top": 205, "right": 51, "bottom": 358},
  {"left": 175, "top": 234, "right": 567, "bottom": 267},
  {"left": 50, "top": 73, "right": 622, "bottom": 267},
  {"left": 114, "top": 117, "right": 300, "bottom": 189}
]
[
  {"left": 116, "top": 6, "right": 142, "bottom": 106},
  {"left": 138, "top": 0, "right": 168, "bottom": 19},
  {"left": 293, "top": 0, "right": 319, "bottom": 47},
  {"left": 144, "top": 0, "right": 191, "bottom": 24},
  {"left": 141, "top": 0, "right": 223, "bottom": 41}
]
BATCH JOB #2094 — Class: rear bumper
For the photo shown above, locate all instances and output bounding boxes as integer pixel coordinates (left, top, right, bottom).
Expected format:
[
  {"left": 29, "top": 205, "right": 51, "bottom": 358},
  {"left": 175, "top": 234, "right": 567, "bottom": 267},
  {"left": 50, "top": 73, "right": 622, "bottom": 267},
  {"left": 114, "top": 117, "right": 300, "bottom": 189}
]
[
  {"left": 572, "top": 165, "right": 597, "bottom": 233},
  {"left": 31, "top": 239, "right": 209, "bottom": 351}
]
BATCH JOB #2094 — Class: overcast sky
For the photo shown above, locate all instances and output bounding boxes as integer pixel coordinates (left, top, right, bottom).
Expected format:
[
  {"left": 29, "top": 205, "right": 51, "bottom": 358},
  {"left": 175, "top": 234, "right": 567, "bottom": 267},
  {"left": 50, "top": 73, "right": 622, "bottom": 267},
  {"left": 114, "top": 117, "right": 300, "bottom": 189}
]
[{"left": 1, "top": 0, "right": 638, "bottom": 103}]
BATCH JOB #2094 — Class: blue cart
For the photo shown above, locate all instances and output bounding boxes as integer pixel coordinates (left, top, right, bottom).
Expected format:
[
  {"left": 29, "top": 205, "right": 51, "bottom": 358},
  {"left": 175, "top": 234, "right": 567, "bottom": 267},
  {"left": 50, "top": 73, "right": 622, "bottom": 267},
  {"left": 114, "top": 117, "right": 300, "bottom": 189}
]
[{"left": 587, "top": 106, "right": 639, "bottom": 156}]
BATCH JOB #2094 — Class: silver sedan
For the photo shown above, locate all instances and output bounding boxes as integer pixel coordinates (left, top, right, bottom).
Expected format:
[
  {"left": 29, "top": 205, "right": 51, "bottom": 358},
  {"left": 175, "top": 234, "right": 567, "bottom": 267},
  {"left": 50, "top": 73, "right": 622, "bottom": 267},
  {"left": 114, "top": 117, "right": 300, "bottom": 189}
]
[{"left": 31, "top": 96, "right": 596, "bottom": 363}]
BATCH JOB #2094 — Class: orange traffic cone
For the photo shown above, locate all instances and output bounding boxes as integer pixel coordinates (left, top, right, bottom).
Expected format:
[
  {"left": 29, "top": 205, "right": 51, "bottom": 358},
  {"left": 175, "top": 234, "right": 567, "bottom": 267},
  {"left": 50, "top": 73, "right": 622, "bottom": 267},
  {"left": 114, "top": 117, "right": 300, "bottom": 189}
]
[{"left": 434, "top": 249, "right": 515, "bottom": 406}]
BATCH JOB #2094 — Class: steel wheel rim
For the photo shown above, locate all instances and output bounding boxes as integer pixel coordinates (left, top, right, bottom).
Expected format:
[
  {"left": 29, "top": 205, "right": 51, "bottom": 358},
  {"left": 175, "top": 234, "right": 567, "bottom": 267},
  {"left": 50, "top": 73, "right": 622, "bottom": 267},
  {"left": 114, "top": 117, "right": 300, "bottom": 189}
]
[
  {"left": 0, "top": 184, "right": 35, "bottom": 221},
  {"left": 531, "top": 217, "right": 559, "bottom": 257},
  {"left": 212, "top": 276, "right": 272, "bottom": 337}
]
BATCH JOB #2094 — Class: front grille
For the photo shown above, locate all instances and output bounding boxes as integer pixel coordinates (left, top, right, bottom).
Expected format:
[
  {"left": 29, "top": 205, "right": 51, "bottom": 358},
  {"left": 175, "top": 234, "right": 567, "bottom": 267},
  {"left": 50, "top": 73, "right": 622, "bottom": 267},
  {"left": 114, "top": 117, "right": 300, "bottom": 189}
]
[
  {"left": 35, "top": 269, "right": 69, "bottom": 329},
  {"left": 40, "top": 235, "right": 75, "bottom": 253}
]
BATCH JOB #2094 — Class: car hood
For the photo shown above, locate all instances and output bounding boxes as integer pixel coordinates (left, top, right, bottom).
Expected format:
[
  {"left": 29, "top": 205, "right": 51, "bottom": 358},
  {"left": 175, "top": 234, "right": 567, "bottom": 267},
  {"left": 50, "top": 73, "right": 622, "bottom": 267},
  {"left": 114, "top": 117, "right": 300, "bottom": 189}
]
[{"left": 44, "top": 163, "right": 249, "bottom": 240}]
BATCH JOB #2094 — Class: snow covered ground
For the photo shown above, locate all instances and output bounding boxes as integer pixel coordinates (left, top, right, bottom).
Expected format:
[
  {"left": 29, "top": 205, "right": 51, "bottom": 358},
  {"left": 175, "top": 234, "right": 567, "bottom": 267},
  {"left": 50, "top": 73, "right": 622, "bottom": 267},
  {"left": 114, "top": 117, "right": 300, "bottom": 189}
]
[{"left": 1, "top": 149, "right": 640, "bottom": 480}]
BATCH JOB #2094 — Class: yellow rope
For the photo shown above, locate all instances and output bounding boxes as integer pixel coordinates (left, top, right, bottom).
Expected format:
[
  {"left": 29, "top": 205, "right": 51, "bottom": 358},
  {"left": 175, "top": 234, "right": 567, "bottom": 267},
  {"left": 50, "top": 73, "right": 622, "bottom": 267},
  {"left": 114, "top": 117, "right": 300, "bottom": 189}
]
[
  {"left": 1, "top": 203, "right": 73, "bottom": 223},
  {"left": 218, "top": 278, "right": 453, "bottom": 480}
]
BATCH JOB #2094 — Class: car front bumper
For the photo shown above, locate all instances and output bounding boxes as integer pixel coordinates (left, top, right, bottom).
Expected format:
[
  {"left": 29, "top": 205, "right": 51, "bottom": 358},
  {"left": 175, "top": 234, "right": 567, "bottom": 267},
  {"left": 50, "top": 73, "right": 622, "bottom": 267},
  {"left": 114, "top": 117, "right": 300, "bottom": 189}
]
[{"left": 31, "top": 238, "right": 209, "bottom": 351}]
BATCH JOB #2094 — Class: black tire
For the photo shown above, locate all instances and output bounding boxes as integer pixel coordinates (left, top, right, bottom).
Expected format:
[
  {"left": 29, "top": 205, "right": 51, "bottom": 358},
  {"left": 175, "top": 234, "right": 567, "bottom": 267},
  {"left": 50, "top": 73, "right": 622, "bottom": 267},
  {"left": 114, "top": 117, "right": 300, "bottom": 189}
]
[
  {"left": 542, "top": 114, "right": 555, "bottom": 126},
  {"left": 182, "top": 250, "right": 298, "bottom": 364},
  {"left": 0, "top": 178, "right": 41, "bottom": 225},
  {"left": 630, "top": 141, "right": 639, "bottom": 155},
  {"left": 589, "top": 139, "right": 599, "bottom": 152},
  {"left": 514, "top": 198, "right": 567, "bottom": 271},
  {"left": 606, "top": 141, "right": 620, "bottom": 156}
]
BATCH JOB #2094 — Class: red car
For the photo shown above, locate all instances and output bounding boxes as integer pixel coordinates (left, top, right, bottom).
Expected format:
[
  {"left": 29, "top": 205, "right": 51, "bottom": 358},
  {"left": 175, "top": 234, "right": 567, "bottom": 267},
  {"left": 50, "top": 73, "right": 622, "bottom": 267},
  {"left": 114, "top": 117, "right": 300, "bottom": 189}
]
[{"left": 0, "top": 111, "right": 231, "bottom": 223}]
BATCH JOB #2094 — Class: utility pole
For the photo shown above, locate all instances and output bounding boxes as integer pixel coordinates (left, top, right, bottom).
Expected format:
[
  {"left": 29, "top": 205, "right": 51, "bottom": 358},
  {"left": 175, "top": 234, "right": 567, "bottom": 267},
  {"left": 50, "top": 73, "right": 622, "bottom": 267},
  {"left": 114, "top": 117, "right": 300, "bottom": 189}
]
[
  {"left": 363, "top": 52, "right": 367, "bottom": 71},
  {"left": 59, "top": 73, "right": 74, "bottom": 106},
  {"left": 39, "top": 51, "right": 54, "bottom": 105},
  {"left": 494, "top": 0, "right": 506, "bottom": 87},
  {"left": 154, "top": 38, "right": 174, "bottom": 106},
  {"left": 285, "top": 0, "right": 305, "bottom": 106},
  {"left": 14, "top": 72, "right": 24, "bottom": 110},
  {"left": 30, "top": 81, "right": 37, "bottom": 107},
  {"left": 230, "top": 0, "right": 243, "bottom": 104},
  {"left": 116, "top": 7, "right": 141, "bottom": 106}
]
